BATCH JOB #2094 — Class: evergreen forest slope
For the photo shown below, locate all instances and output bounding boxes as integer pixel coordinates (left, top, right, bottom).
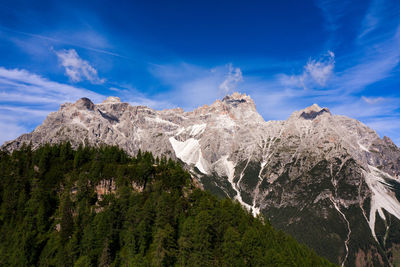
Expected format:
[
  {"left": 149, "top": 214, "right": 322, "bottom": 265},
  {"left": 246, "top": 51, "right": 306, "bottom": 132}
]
[{"left": 0, "top": 143, "right": 335, "bottom": 266}]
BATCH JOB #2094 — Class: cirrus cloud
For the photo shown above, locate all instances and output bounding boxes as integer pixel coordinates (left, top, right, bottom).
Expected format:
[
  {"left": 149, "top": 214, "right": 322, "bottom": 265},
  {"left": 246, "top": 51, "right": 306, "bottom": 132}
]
[
  {"left": 279, "top": 50, "right": 335, "bottom": 90},
  {"left": 219, "top": 63, "right": 243, "bottom": 94},
  {"left": 55, "top": 48, "right": 105, "bottom": 84},
  {"left": 0, "top": 66, "right": 104, "bottom": 145}
]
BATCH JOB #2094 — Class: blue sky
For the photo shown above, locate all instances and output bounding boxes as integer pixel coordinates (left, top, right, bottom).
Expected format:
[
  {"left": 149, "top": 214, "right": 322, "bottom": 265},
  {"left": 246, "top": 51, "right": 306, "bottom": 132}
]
[{"left": 0, "top": 0, "right": 400, "bottom": 145}]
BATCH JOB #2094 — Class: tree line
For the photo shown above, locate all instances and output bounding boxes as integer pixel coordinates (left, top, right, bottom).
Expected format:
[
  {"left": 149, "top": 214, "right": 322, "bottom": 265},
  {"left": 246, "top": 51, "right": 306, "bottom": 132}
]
[{"left": 0, "top": 143, "right": 336, "bottom": 266}]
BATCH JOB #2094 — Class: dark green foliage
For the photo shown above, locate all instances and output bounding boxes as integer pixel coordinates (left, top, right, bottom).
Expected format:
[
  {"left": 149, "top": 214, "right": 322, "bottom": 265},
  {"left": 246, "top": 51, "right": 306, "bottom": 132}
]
[
  {"left": 0, "top": 144, "right": 335, "bottom": 266},
  {"left": 199, "top": 172, "right": 237, "bottom": 199}
]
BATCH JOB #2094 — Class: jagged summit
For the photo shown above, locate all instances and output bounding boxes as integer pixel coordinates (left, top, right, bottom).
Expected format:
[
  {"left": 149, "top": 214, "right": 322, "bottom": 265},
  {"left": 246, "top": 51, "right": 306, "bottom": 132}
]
[
  {"left": 222, "top": 92, "right": 251, "bottom": 102},
  {"left": 192, "top": 92, "right": 258, "bottom": 120},
  {"left": 220, "top": 92, "right": 256, "bottom": 110},
  {"left": 297, "top": 103, "right": 331, "bottom": 120},
  {"left": 74, "top": 97, "right": 95, "bottom": 110},
  {"left": 102, "top": 96, "right": 121, "bottom": 104},
  {"left": 304, "top": 103, "right": 323, "bottom": 112}
]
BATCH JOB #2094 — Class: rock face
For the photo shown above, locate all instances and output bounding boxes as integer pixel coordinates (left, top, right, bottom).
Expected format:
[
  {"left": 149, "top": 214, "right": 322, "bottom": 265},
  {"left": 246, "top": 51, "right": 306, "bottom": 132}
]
[{"left": 3, "top": 93, "right": 400, "bottom": 266}]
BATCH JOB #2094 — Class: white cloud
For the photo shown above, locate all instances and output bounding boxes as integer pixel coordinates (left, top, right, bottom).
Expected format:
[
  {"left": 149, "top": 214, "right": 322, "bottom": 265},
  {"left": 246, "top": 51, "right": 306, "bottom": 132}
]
[
  {"left": 332, "top": 96, "right": 400, "bottom": 119},
  {"left": 279, "top": 51, "right": 335, "bottom": 89},
  {"left": 358, "top": 0, "right": 381, "bottom": 39},
  {"left": 0, "top": 67, "right": 103, "bottom": 103},
  {"left": 362, "top": 96, "right": 385, "bottom": 104},
  {"left": 336, "top": 26, "right": 400, "bottom": 93},
  {"left": 357, "top": 0, "right": 400, "bottom": 41},
  {"left": 2, "top": 25, "right": 126, "bottom": 59},
  {"left": 218, "top": 63, "right": 243, "bottom": 94},
  {"left": 305, "top": 51, "right": 335, "bottom": 86},
  {"left": 0, "top": 67, "right": 104, "bottom": 145},
  {"left": 316, "top": 0, "right": 400, "bottom": 94},
  {"left": 0, "top": 120, "right": 27, "bottom": 146},
  {"left": 107, "top": 85, "right": 174, "bottom": 110},
  {"left": 149, "top": 63, "right": 244, "bottom": 110},
  {"left": 363, "top": 117, "right": 400, "bottom": 146},
  {"left": 55, "top": 48, "right": 105, "bottom": 84},
  {"left": 0, "top": 105, "right": 53, "bottom": 145}
]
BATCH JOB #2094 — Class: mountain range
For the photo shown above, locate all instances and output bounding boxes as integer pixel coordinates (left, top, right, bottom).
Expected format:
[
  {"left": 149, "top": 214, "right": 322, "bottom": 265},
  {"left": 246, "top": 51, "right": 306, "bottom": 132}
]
[{"left": 3, "top": 92, "right": 400, "bottom": 266}]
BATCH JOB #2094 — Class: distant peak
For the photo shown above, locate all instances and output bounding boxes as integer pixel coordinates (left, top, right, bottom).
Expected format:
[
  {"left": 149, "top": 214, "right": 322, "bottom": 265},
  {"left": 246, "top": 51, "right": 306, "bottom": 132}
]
[
  {"left": 75, "top": 97, "right": 95, "bottom": 110},
  {"left": 222, "top": 92, "right": 251, "bottom": 102},
  {"left": 221, "top": 92, "right": 255, "bottom": 108},
  {"left": 383, "top": 136, "right": 397, "bottom": 148},
  {"left": 299, "top": 104, "right": 330, "bottom": 120},
  {"left": 305, "top": 104, "right": 323, "bottom": 112},
  {"left": 103, "top": 96, "right": 121, "bottom": 104}
]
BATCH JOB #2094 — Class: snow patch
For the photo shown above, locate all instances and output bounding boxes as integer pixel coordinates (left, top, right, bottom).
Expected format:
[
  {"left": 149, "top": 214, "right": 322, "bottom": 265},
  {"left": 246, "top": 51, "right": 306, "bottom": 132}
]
[
  {"left": 173, "top": 124, "right": 206, "bottom": 138},
  {"left": 145, "top": 116, "right": 178, "bottom": 127},
  {"left": 364, "top": 165, "right": 400, "bottom": 241},
  {"left": 215, "top": 155, "right": 235, "bottom": 180},
  {"left": 260, "top": 160, "right": 267, "bottom": 170},
  {"left": 216, "top": 155, "right": 254, "bottom": 213},
  {"left": 329, "top": 195, "right": 351, "bottom": 267},
  {"left": 189, "top": 123, "right": 207, "bottom": 136},
  {"left": 169, "top": 137, "right": 209, "bottom": 174},
  {"left": 251, "top": 206, "right": 260, "bottom": 217},
  {"left": 358, "top": 142, "right": 370, "bottom": 153},
  {"left": 175, "top": 127, "right": 185, "bottom": 136}
]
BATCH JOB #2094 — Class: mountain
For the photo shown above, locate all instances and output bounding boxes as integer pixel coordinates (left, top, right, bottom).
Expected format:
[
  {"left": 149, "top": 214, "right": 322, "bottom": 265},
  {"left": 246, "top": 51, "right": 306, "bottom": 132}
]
[{"left": 3, "top": 92, "right": 400, "bottom": 266}]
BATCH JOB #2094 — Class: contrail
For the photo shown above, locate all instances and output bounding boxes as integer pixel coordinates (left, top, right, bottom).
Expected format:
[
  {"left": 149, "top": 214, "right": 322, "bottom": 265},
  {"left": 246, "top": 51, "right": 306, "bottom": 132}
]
[{"left": 0, "top": 25, "right": 130, "bottom": 60}]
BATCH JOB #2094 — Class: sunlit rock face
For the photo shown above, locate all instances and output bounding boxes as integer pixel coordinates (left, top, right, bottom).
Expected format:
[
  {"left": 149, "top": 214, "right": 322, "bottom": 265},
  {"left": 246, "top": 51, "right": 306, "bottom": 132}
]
[{"left": 3, "top": 92, "right": 400, "bottom": 266}]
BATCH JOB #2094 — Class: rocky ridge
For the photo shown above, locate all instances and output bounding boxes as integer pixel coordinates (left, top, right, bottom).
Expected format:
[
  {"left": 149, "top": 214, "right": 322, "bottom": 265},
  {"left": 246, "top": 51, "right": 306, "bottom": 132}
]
[{"left": 3, "top": 92, "right": 400, "bottom": 266}]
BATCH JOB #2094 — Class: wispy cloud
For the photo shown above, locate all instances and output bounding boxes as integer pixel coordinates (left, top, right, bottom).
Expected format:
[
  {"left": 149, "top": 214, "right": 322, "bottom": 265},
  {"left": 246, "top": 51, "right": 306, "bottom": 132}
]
[
  {"left": 361, "top": 96, "right": 384, "bottom": 104},
  {"left": 218, "top": 63, "right": 243, "bottom": 94},
  {"left": 331, "top": 96, "right": 400, "bottom": 119},
  {"left": 305, "top": 51, "right": 335, "bottom": 86},
  {"left": 107, "top": 84, "right": 173, "bottom": 110},
  {"left": 279, "top": 51, "right": 335, "bottom": 90},
  {"left": 314, "top": 0, "right": 349, "bottom": 31},
  {"left": 0, "top": 120, "right": 27, "bottom": 147},
  {"left": 358, "top": 0, "right": 400, "bottom": 41},
  {"left": 314, "top": 0, "right": 400, "bottom": 94},
  {"left": 0, "top": 66, "right": 104, "bottom": 144},
  {"left": 55, "top": 48, "right": 105, "bottom": 84},
  {"left": 0, "top": 105, "right": 56, "bottom": 146},
  {"left": 0, "top": 67, "right": 103, "bottom": 103},
  {"left": 0, "top": 25, "right": 126, "bottom": 59},
  {"left": 358, "top": 0, "right": 383, "bottom": 39},
  {"left": 336, "top": 28, "right": 400, "bottom": 94},
  {"left": 362, "top": 116, "right": 400, "bottom": 146},
  {"left": 150, "top": 63, "right": 243, "bottom": 110}
]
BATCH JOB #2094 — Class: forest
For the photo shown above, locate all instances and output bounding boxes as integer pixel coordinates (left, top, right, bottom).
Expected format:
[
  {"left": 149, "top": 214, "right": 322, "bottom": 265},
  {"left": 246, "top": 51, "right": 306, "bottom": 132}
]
[{"left": 0, "top": 143, "right": 336, "bottom": 266}]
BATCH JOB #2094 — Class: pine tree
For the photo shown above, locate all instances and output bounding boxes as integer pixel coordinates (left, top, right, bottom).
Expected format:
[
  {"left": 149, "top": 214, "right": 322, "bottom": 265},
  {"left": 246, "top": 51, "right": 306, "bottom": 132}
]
[
  {"left": 150, "top": 223, "right": 177, "bottom": 266},
  {"left": 99, "top": 239, "right": 112, "bottom": 267},
  {"left": 222, "top": 227, "right": 244, "bottom": 266},
  {"left": 60, "top": 193, "right": 74, "bottom": 243}
]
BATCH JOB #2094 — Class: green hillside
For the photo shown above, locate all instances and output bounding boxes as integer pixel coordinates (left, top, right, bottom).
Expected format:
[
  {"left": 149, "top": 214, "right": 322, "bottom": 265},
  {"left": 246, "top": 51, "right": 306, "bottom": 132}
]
[{"left": 0, "top": 143, "right": 336, "bottom": 266}]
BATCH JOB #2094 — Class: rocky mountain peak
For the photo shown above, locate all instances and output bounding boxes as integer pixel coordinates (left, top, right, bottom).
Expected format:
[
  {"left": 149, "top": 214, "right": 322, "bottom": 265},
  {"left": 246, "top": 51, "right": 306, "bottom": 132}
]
[
  {"left": 192, "top": 92, "right": 258, "bottom": 120},
  {"left": 298, "top": 103, "right": 331, "bottom": 120},
  {"left": 74, "top": 97, "right": 95, "bottom": 110},
  {"left": 383, "top": 135, "right": 397, "bottom": 148},
  {"left": 220, "top": 92, "right": 257, "bottom": 113},
  {"left": 222, "top": 92, "right": 254, "bottom": 107},
  {"left": 102, "top": 96, "right": 121, "bottom": 104}
]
